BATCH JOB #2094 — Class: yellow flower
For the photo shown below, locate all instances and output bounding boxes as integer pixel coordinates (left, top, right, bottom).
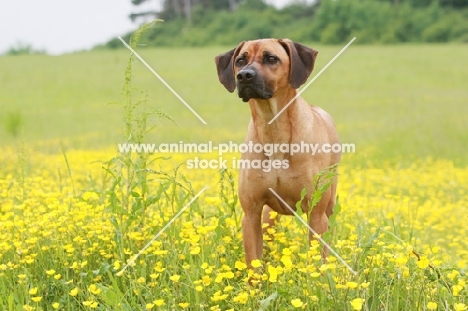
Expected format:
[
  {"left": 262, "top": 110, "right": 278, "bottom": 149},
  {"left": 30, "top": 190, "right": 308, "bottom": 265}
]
[
  {"left": 394, "top": 255, "right": 408, "bottom": 267},
  {"left": 269, "top": 211, "right": 278, "bottom": 219},
  {"left": 154, "top": 299, "right": 164, "bottom": 306},
  {"left": 233, "top": 292, "right": 249, "bottom": 304},
  {"left": 454, "top": 303, "right": 467, "bottom": 311},
  {"left": 29, "top": 287, "right": 38, "bottom": 295},
  {"left": 190, "top": 246, "right": 201, "bottom": 255},
  {"left": 281, "top": 255, "right": 293, "bottom": 268},
  {"left": 448, "top": 270, "right": 460, "bottom": 280},
  {"left": 360, "top": 282, "right": 370, "bottom": 289},
  {"left": 268, "top": 265, "right": 278, "bottom": 283},
  {"left": 291, "top": 298, "right": 304, "bottom": 308},
  {"left": 416, "top": 256, "right": 430, "bottom": 269},
  {"left": 453, "top": 284, "right": 463, "bottom": 297},
  {"left": 145, "top": 303, "right": 154, "bottom": 309},
  {"left": 350, "top": 298, "right": 365, "bottom": 310},
  {"left": 54, "top": 274, "right": 62, "bottom": 280},
  {"left": 346, "top": 281, "right": 358, "bottom": 289},
  {"left": 113, "top": 260, "right": 121, "bottom": 270},
  {"left": 202, "top": 275, "right": 212, "bottom": 286},
  {"left": 88, "top": 284, "right": 101, "bottom": 295},
  {"left": 251, "top": 259, "right": 262, "bottom": 268},
  {"left": 170, "top": 275, "right": 181, "bottom": 282},
  {"left": 46, "top": 269, "right": 56, "bottom": 275},
  {"left": 52, "top": 302, "right": 60, "bottom": 309},
  {"left": 427, "top": 302, "right": 437, "bottom": 310},
  {"left": 179, "top": 302, "right": 190, "bottom": 309},
  {"left": 31, "top": 297, "right": 42, "bottom": 302},
  {"left": 235, "top": 261, "right": 247, "bottom": 270},
  {"left": 83, "top": 191, "right": 99, "bottom": 201},
  {"left": 211, "top": 291, "right": 229, "bottom": 302},
  {"left": 69, "top": 287, "right": 79, "bottom": 297}
]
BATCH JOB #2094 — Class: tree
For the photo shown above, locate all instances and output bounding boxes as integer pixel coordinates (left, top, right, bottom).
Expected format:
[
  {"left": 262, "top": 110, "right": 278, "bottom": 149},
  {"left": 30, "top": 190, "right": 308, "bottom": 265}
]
[
  {"left": 129, "top": 0, "right": 158, "bottom": 22},
  {"left": 130, "top": 0, "right": 251, "bottom": 23}
]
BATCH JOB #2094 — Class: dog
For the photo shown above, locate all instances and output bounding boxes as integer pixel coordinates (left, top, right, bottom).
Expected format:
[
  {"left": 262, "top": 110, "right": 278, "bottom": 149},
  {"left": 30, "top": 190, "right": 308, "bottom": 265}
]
[{"left": 215, "top": 39, "right": 340, "bottom": 269}]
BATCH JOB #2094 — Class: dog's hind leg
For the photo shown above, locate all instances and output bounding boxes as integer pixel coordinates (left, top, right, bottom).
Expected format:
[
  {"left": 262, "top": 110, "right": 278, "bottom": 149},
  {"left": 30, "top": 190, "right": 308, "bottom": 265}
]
[
  {"left": 308, "top": 189, "right": 332, "bottom": 259},
  {"left": 242, "top": 211, "right": 263, "bottom": 268}
]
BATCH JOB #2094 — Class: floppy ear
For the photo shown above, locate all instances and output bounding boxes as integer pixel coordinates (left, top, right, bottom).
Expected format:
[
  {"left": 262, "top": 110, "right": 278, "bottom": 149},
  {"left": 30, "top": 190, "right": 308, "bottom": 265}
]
[
  {"left": 279, "top": 39, "right": 318, "bottom": 89},
  {"left": 215, "top": 41, "right": 245, "bottom": 93}
]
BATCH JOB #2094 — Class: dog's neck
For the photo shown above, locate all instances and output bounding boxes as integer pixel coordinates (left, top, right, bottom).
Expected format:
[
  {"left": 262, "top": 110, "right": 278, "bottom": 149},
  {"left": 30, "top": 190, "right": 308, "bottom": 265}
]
[{"left": 248, "top": 87, "right": 298, "bottom": 145}]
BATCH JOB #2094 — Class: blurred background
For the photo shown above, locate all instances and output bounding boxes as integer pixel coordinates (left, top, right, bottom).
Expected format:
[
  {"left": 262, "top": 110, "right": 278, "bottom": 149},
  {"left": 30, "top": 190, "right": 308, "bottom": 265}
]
[
  {"left": 2, "top": 0, "right": 468, "bottom": 55},
  {"left": 1, "top": 0, "right": 467, "bottom": 165}
]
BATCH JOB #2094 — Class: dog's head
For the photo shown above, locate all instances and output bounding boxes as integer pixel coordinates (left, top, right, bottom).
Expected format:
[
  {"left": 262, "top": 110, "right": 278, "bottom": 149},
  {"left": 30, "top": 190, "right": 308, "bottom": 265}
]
[{"left": 215, "top": 39, "right": 318, "bottom": 102}]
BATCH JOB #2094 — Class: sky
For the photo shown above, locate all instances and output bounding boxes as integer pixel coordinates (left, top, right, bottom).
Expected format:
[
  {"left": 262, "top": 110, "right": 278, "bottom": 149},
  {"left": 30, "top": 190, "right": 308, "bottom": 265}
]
[{"left": 0, "top": 0, "right": 302, "bottom": 55}]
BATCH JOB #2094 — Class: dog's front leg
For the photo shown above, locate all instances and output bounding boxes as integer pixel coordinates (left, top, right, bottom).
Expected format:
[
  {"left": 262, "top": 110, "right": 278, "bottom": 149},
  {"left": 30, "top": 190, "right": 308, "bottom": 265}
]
[{"left": 242, "top": 211, "right": 263, "bottom": 268}]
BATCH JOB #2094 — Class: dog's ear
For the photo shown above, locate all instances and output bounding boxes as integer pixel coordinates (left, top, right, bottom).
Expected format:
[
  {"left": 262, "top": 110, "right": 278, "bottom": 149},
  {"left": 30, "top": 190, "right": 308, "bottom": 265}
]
[
  {"left": 215, "top": 41, "right": 245, "bottom": 93},
  {"left": 279, "top": 39, "right": 318, "bottom": 89}
]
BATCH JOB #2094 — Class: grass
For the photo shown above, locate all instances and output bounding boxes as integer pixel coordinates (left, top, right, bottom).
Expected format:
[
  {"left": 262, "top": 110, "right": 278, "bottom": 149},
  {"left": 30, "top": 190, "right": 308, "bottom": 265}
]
[
  {"left": 1, "top": 44, "right": 467, "bottom": 164},
  {"left": 0, "top": 41, "right": 467, "bottom": 310}
]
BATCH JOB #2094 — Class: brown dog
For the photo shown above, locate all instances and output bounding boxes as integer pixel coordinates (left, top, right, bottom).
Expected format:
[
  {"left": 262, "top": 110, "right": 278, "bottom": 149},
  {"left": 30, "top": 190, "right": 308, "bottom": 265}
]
[{"left": 215, "top": 39, "right": 340, "bottom": 268}]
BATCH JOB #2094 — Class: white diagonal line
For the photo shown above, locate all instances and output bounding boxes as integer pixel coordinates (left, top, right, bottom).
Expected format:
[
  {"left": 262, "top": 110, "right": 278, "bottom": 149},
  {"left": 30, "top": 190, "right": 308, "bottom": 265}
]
[
  {"left": 118, "top": 36, "right": 207, "bottom": 125},
  {"left": 268, "top": 37, "right": 356, "bottom": 124},
  {"left": 268, "top": 188, "right": 357, "bottom": 275},
  {"left": 117, "top": 187, "right": 206, "bottom": 275}
]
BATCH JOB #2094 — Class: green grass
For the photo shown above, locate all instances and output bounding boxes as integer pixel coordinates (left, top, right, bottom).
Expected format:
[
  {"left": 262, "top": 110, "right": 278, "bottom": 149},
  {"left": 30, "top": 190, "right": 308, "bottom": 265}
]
[
  {"left": 0, "top": 43, "right": 467, "bottom": 310},
  {"left": 1, "top": 44, "right": 467, "bottom": 164}
]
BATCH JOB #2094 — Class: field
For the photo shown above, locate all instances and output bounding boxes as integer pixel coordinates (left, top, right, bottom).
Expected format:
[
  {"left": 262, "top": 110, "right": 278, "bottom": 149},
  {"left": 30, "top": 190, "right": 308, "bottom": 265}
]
[{"left": 0, "top": 42, "right": 467, "bottom": 310}]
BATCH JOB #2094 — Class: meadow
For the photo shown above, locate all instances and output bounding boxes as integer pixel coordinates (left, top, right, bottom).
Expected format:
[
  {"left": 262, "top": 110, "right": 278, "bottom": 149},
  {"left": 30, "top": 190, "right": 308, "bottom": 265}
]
[{"left": 0, "top": 41, "right": 467, "bottom": 310}]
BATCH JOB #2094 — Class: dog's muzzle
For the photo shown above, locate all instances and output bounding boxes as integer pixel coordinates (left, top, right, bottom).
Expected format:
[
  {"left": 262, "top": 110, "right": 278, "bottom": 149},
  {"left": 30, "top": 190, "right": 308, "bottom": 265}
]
[{"left": 236, "top": 68, "right": 273, "bottom": 102}]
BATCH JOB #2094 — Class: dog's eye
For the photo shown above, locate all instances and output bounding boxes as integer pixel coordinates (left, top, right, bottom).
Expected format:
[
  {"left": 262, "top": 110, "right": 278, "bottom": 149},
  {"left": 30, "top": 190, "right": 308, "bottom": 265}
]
[
  {"left": 266, "top": 56, "right": 278, "bottom": 64},
  {"left": 236, "top": 58, "right": 245, "bottom": 66}
]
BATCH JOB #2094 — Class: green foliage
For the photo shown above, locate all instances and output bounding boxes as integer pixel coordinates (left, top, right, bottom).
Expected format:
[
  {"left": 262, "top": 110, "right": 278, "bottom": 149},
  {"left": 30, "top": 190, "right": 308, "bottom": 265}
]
[
  {"left": 4, "top": 111, "right": 23, "bottom": 138},
  {"left": 101, "top": 21, "right": 195, "bottom": 262},
  {"left": 4, "top": 42, "right": 45, "bottom": 56},
  {"left": 295, "top": 164, "right": 338, "bottom": 219},
  {"left": 218, "top": 168, "right": 240, "bottom": 227},
  {"left": 107, "top": 0, "right": 468, "bottom": 47}
]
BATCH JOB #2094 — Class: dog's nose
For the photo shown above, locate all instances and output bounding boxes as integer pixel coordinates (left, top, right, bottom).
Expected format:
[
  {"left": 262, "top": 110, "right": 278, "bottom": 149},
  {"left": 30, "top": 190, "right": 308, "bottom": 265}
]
[{"left": 237, "top": 69, "right": 256, "bottom": 83}]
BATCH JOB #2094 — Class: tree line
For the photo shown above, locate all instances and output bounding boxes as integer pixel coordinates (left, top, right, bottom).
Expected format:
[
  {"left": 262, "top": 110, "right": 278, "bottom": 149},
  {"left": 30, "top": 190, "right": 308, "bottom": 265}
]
[{"left": 104, "top": 0, "right": 468, "bottom": 47}]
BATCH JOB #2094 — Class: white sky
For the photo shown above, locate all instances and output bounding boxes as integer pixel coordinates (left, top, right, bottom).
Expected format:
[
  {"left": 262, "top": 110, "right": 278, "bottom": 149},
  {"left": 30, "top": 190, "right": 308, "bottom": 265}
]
[{"left": 0, "top": 0, "right": 300, "bottom": 55}]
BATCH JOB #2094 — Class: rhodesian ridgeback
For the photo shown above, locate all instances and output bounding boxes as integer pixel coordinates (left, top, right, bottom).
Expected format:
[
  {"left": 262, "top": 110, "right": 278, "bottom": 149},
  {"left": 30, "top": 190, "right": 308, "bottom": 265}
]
[{"left": 215, "top": 39, "right": 340, "bottom": 269}]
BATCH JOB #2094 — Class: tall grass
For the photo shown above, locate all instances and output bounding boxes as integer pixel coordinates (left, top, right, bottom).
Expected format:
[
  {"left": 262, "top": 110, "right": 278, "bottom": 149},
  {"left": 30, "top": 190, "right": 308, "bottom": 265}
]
[{"left": 100, "top": 21, "right": 196, "bottom": 265}]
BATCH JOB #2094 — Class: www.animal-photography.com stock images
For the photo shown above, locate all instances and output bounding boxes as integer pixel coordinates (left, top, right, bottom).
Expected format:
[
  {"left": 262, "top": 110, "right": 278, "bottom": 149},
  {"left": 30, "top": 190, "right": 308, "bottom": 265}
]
[{"left": 1, "top": 0, "right": 467, "bottom": 310}]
